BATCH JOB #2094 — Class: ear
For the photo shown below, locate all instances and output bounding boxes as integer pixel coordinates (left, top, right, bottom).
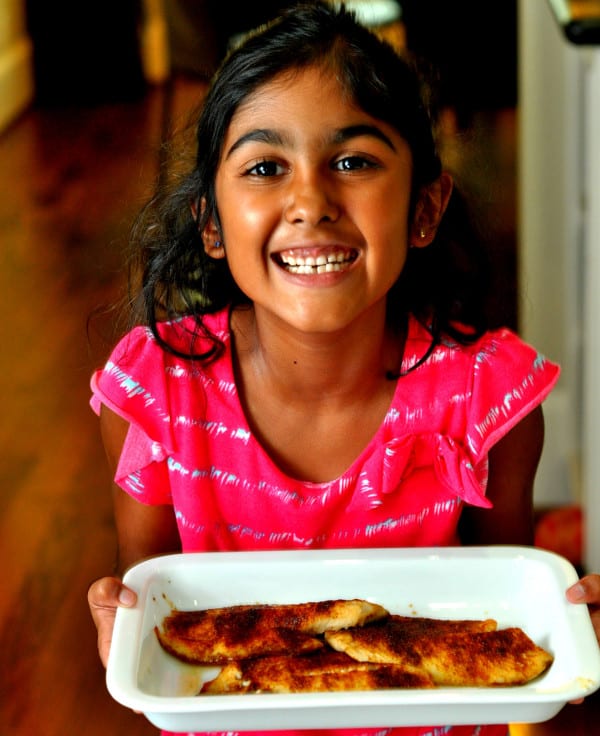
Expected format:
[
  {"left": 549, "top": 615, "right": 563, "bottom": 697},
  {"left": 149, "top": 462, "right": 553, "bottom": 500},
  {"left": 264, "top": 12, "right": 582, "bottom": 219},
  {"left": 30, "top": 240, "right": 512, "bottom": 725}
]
[
  {"left": 192, "top": 197, "right": 226, "bottom": 260},
  {"left": 409, "top": 171, "right": 453, "bottom": 248},
  {"left": 202, "top": 217, "right": 226, "bottom": 259}
]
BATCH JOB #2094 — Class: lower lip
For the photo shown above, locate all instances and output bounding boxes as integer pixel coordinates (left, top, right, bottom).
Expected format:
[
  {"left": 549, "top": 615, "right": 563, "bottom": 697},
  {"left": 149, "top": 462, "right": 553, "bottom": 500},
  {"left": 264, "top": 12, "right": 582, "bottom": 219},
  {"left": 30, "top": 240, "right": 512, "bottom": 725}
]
[{"left": 276, "top": 262, "right": 356, "bottom": 286}]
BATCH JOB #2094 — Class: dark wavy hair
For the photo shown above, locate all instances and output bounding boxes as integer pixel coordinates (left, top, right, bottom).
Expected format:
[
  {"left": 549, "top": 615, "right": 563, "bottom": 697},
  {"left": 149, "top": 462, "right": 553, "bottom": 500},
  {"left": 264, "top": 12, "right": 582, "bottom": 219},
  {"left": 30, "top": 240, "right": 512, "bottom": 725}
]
[{"left": 129, "top": 0, "right": 490, "bottom": 365}]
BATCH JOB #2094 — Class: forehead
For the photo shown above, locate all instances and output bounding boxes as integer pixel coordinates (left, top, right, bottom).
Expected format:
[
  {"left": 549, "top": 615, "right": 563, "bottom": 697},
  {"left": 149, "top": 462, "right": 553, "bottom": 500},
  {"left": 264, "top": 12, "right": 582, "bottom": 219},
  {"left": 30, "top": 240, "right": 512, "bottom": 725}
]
[
  {"left": 218, "top": 63, "right": 414, "bottom": 168},
  {"left": 229, "top": 65, "right": 356, "bottom": 127}
]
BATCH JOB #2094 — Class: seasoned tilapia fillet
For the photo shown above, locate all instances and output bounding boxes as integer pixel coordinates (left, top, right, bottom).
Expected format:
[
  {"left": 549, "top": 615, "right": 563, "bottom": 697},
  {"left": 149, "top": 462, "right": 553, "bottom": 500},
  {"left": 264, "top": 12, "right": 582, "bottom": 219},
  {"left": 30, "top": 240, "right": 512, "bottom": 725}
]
[
  {"left": 376, "top": 614, "right": 498, "bottom": 637},
  {"left": 201, "top": 650, "right": 435, "bottom": 694},
  {"left": 324, "top": 614, "right": 498, "bottom": 663},
  {"left": 156, "top": 598, "right": 388, "bottom": 664},
  {"left": 326, "top": 621, "right": 553, "bottom": 686}
]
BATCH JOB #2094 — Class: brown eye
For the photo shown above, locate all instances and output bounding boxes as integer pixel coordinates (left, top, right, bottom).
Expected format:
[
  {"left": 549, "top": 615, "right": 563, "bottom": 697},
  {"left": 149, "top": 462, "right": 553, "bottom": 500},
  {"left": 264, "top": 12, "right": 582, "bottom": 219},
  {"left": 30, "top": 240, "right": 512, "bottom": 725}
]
[
  {"left": 247, "top": 160, "right": 284, "bottom": 176},
  {"left": 334, "top": 156, "right": 377, "bottom": 171}
]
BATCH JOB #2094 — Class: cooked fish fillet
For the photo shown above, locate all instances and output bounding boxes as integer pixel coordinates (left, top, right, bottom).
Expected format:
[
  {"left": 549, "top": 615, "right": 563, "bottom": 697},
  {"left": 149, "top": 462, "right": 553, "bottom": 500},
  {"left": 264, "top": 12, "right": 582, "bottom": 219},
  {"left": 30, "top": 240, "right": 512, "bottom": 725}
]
[
  {"left": 156, "top": 621, "right": 325, "bottom": 665},
  {"left": 324, "top": 614, "right": 497, "bottom": 664},
  {"left": 201, "top": 650, "right": 435, "bottom": 694},
  {"left": 375, "top": 614, "right": 498, "bottom": 637},
  {"left": 326, "top": 622, "right": 553, "bottom": 686},
  {"left": 156, "top": 598, "right": 388, "bottom": 664},
  {"left": 415, "top": 628, "right": 553, "bottom": 685}
]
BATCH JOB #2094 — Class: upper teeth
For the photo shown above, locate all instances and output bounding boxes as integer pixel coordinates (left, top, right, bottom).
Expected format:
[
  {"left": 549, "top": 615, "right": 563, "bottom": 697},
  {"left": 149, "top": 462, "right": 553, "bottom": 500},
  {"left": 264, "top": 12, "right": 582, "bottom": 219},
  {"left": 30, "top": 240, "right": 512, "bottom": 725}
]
[{"left": 280, "top": 252, "right": 353, "bottom": 274}]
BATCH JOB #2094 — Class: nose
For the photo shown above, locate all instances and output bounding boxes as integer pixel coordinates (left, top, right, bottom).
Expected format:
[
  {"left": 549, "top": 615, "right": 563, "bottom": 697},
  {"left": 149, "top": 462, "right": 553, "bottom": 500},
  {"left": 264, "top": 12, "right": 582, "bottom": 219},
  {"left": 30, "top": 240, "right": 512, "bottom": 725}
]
[{"left": 284, "top": 169, "right": 340, "bottom": 225}]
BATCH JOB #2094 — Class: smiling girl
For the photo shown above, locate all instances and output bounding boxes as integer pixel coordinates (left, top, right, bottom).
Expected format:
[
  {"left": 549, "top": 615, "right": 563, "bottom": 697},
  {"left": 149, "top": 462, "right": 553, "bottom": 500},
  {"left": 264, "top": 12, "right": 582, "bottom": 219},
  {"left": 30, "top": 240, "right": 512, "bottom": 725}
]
[{"left": 88, "top": 3, "right": 600, "bottom": 735}]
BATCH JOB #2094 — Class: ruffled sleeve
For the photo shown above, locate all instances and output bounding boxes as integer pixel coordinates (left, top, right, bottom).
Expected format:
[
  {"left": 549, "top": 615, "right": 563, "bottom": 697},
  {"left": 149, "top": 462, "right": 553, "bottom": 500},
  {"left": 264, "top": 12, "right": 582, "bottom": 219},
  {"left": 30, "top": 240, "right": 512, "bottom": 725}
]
[
  {"left": 465, "top": 328, "right": 560, "bottom": 461},
  {"left": 346, "top": 326, "right": 559, "bottom": 515},
  {"left": 90, "top": 325, "right": 178, "bottom": 504},
  {"left": 347, "top": 432, "right": 492, "bottom": 513}
]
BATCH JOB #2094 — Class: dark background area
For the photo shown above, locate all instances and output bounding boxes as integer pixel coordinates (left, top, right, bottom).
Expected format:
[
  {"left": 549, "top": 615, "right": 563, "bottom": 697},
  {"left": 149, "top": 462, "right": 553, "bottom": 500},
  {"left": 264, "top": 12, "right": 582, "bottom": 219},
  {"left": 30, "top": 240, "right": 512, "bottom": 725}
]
[{"left": 25, "top": 1, "right": 517, "bottom": 114}]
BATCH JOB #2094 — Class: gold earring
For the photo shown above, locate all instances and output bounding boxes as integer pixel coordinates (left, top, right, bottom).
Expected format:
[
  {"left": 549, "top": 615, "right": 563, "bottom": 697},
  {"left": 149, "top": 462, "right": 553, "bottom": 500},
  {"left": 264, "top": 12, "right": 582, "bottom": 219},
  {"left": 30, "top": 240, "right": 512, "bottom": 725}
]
[{"left": 420, "top": 228, "right": 426, "bottom": 239}]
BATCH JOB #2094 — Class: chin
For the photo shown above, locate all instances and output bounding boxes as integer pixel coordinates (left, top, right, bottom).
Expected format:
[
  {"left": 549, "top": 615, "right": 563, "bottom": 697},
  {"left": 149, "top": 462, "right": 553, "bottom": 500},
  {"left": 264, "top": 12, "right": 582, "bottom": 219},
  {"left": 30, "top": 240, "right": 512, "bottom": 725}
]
[{"left": 285, "top": 310, "right": 363, "bottom": 336}]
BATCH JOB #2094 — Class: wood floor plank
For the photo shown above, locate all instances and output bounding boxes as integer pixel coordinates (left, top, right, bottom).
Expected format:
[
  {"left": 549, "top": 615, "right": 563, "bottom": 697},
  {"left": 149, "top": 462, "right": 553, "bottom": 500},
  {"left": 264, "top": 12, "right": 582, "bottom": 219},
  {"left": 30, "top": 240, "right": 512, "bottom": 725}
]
[{"left": 0, "top": 84, "right": 184, "bottom": 736}]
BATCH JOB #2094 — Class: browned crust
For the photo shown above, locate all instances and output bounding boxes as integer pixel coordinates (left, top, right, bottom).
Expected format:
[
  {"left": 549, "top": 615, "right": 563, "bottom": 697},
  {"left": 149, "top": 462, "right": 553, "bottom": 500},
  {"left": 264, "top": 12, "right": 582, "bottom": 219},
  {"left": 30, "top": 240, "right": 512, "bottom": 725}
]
[
  {"left": 156, "top": 599, "right": 388, "bottom": 664},
  {"left": 155, "top": 623, "right": 324, "bottom": 665},
  {"left": 324, "top": 614, "right": 498, "bottom": 665},
  {"left": 201, "top": 651, "right": 435, "bottom": 693},
  {"left": 326, "top": 623, "right": 554, "bottom": 686}
]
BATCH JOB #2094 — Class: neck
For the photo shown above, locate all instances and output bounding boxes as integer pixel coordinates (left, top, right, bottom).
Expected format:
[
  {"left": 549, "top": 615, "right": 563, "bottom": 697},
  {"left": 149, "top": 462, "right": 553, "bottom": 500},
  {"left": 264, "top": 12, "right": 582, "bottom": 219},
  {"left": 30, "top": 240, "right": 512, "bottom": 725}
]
[{"left": 231, "top": 302, "right": 402, "bottom": 404}]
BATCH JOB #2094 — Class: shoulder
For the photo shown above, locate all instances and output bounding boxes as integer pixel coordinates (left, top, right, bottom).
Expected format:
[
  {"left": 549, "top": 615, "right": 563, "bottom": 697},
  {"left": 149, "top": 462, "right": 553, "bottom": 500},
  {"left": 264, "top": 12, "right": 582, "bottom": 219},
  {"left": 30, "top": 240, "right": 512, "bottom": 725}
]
[
  {"left": 90, "top": 309, "right": 233, "bottom": 415},
  {"left": 460, "top": 326, "right": 560, "bottom": 392},
  {"left": 406, "top": 319, "right": 559, "bottom": 384},
  {"left": 453, "top": 327, "right": 559, "bottom": 457},
  {"left": 399, "top": 320, "right": 560, "bottom": 457},
  {"left": 103, "top": 309, "right": 231, "bottom": 369}
]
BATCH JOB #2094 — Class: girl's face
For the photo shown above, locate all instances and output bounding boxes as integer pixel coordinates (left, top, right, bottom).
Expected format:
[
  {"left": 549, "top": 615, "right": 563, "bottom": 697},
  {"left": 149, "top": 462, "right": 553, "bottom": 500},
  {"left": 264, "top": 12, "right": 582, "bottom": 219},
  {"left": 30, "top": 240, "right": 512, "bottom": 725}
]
[{"left": 208, "top": 65, "right": 422, "bottom": 335}]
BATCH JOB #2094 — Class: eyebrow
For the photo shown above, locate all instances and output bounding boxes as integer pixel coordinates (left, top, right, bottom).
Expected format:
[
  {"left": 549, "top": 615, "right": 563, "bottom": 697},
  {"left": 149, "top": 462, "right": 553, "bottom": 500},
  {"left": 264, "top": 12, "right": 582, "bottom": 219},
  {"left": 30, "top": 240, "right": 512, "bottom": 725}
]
[
  {"left": 225, "top": 123, "right": 397, "bottom": 159},
  {"left": 332, "top": 125, "right": 397, "bottom": 152},
  {"left": 225, "top": 129, "right": 285, "bottom": 159}
]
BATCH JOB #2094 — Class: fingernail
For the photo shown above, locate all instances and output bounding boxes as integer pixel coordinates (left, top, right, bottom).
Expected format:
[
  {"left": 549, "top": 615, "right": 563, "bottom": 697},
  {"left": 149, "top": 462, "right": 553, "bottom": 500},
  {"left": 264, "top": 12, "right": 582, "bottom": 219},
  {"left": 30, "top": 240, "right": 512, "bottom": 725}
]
[
  {"left": 119, "top": 588, "right": 136, "bottom": 606},
  {"left": 570, "top": 582, "right": 586, "bottom": 601}
]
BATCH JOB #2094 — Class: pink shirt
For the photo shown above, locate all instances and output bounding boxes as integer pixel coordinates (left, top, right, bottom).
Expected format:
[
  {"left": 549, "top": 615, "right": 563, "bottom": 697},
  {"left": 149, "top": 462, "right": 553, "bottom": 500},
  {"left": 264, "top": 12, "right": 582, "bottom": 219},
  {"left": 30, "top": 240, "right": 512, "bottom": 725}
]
[{"left": 91, "top": 308, "right": 559, "bottom": 736}]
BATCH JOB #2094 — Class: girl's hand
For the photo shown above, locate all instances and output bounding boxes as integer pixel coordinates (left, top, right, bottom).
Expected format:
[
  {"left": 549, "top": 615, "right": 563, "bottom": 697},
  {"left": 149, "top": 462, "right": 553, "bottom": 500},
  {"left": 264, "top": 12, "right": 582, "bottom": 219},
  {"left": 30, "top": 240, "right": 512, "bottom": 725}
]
[
  {"left": 566, "top": 574, "right": 600, "bottom": 642},
  {"left": 565, "top": 575, "right": 600, "bottom": 704},
  {"left": 88, "top": 576, "right": 137, "bottom": 667}
]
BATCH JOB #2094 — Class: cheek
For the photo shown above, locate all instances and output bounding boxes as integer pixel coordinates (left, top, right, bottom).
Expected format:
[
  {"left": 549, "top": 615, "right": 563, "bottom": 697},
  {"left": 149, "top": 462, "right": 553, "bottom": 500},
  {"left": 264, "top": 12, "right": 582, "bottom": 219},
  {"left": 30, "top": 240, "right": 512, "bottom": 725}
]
[
  {"left": 366, "top": 179, "right": 412, "bottom": 232},
  {"left": 377, "top": 207, "right": 411, "bottom": 262},
  {"left": 217, "top": 189, "right": 274, "bottom": 242},
  {"left": 384, "top": 249, "right": 409, "bottom": 291},
  {"left": 370, "top": 219, "right": 411, "bottom": 288}
]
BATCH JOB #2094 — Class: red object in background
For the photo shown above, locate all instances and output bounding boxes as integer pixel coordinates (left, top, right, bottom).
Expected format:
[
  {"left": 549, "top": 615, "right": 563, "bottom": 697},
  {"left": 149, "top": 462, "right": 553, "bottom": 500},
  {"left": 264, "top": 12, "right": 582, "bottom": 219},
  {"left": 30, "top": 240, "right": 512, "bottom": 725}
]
[{"left": 535, "top": 505, "right": 583, "bottom": 568}]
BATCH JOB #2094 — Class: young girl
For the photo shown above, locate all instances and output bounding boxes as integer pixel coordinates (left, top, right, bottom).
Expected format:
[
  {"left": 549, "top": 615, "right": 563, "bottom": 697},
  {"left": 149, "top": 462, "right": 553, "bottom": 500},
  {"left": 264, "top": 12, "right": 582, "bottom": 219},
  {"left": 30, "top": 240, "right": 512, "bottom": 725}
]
[{"left": 88, "top": 2, "right": 600, "bottom": 735}]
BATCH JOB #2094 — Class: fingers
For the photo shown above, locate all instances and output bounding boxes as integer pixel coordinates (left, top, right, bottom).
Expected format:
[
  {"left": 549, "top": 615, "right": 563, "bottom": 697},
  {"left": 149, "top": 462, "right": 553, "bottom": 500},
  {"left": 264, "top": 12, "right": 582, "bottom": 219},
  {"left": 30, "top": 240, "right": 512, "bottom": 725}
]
[
  {"left": 566, "top": 574, "right": 600, "bottom": 606},
  {"left": 88, "top": 576, "right": 137, "bottom": 668},
  {"left": 566, "top": 574, "right": 600, "bottom": 645}
]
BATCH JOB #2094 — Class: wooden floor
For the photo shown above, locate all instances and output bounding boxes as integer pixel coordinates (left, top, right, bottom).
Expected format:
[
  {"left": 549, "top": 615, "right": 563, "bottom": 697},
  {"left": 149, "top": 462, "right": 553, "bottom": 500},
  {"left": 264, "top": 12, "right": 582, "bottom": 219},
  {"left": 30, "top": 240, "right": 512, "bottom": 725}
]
[{"left": 1, "top": 78, "right": 599, "bottom": 735}]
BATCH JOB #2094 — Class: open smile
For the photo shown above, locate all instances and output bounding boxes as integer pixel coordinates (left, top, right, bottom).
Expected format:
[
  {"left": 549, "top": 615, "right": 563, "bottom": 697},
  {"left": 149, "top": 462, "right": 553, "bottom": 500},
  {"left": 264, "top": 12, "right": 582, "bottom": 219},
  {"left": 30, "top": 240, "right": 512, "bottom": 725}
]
[{"left": 274, "top": 248, "right": 358, "bottom": 275}]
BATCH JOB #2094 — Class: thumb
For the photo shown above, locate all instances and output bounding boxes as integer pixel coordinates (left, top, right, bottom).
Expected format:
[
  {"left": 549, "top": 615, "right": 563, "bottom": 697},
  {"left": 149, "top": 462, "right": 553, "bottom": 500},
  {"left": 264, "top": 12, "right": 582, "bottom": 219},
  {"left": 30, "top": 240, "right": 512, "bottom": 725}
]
[{"left": 88, "top": 576, "right": 137, "bottom": 667}]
